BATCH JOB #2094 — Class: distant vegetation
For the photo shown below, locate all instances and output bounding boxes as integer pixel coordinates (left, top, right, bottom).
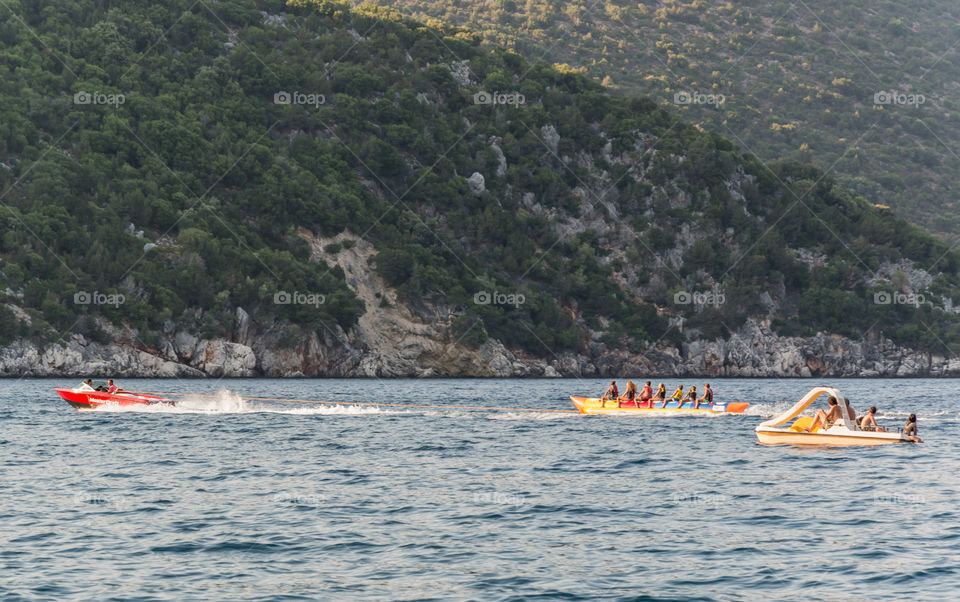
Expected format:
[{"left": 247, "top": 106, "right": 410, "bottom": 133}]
[
  {"left": 361, "top": 0, "right": 960, "bottom": 237},
  {"left": 0, "top": 0, "right": 959, "bottom": 358}
]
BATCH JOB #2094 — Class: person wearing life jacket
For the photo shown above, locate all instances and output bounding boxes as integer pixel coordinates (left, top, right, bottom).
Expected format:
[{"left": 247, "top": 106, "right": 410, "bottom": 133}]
[
  {"left": 601, "top": 380, "right": 618, "bottom": 408},
  {"left": 696, "top": 383, "right": 713, "bottom": 409},
  {"left": 618, "top": 381, "right": 637, "bottom": 407},
  {"left": 638, "top": 381, "right": 653, "bottom": 407},
  {"left": 653, "top": 383, "right": 667, "bottom": 406},
  {"left": 681, "top": 385, "right": 697, "bottom": 407},
  {"left": 669, "top": 385, "right": 684, "bottom": 407}
]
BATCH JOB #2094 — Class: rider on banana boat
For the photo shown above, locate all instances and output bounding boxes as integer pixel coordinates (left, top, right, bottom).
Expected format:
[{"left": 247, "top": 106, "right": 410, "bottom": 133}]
[
  {"left": 696, "top": 383, "right": 713, "bottom": 409},
  {"left": 669, "top": 385, "right": 684, "bottom": 408},
  {"left": 618, "top": 381, "right": 637, "bottom": 407},
  {"left": 653, "top": 383, "right": 667, "bottom": 406},
  {"left": 638, "top": 381, "right": 653, "bottom": 407},
  {"left": 682, "top": 385, "right": 697, "bottom": 407},
  {"left": 601, "top": 380, "right": 618, "bottom": 408}
]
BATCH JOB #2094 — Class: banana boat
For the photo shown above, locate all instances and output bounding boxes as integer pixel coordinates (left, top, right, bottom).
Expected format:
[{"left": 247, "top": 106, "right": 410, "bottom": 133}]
[{"left": 570, "top": 396, "right": 749, "bottom": 415}]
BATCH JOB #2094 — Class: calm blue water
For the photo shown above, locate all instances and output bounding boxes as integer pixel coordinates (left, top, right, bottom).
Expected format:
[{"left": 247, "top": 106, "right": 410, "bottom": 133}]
[{"left": 2, "top": 377, "right": 958, "bottom": 600}]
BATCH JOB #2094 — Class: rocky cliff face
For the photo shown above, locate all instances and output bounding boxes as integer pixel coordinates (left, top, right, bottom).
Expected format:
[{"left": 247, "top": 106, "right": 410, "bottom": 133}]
[{"left": 3, "top": 232, "right": 958, "bottom": 378}]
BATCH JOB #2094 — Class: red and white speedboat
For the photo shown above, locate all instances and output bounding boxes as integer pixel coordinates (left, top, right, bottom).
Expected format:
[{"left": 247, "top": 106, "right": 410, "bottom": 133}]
[{"left": 55, "top": 383, "right": 172, "bottom": 409}]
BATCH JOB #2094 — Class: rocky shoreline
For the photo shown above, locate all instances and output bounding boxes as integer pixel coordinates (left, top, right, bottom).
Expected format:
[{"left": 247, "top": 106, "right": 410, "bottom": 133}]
[
  {"left": 5, "top": 235, "right": 957, "bottom": 379},
  {"left": 2, "top": 315, "right": 956, "bottom": 378}
]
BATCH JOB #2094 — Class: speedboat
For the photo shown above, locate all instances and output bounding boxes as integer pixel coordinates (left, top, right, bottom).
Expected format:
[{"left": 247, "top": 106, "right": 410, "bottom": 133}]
[
  {"left": 755, "top": 386, "right": 913, "bottom": 446},
  {"left": 570, "top": 396, "right": 748, "bottom": 415},
  {"left": 55, "top": 383, "right": 172, "bottom": 409}
]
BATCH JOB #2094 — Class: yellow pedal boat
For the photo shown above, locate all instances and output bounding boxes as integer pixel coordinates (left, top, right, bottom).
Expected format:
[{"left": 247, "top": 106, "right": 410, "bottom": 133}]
[
  {"left": 755, "top": 386, "right": 914, "bottom": 446},
  {"left": 570, "top": 396, "right": 749, "bottom": 415}
]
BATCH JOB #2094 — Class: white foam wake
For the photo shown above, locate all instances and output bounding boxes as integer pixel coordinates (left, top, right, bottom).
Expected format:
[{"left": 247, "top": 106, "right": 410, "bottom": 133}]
[{"left": 87, "top": 388, "right": 391, "bottom": 415}]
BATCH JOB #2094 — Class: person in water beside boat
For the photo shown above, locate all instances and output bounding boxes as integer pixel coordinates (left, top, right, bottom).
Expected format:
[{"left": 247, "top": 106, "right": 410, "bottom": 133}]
[{"left": 904, "top": 414, "right": 922, "bottom": 442}]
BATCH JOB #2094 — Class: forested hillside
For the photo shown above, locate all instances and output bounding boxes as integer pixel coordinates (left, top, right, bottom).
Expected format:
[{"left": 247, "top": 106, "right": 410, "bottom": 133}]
[
  {"left": 361, "top": 0, "right": 960, "bottom": 236},
  {"left": 1, "top": 0, "right": 960, "bottom": 374}
]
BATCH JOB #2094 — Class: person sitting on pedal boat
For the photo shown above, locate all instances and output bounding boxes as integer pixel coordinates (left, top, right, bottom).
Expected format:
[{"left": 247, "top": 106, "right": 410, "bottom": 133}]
[
  {"left": 859, "top": 406, "right": 886, "bottom": 432},
  {"left": 696, "top": 383, "right": 713, "bottom": 409},
  {"left": 804, "top": 396, "right": 843, "bottom": 432},
  {"left": 618, "top": 381, "right": 637, "bottom": 407},
  {"left": 601, "top": 380, "right": 618, "bottom": 408}
]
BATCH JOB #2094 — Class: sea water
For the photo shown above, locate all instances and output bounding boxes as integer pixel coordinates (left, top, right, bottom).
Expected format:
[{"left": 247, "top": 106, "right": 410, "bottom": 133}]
[{"left": 2, "top": 378, "right": 958, "bottom": 600}]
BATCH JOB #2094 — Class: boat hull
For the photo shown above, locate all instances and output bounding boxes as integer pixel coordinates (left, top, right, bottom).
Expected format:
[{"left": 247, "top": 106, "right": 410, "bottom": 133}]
[
  {"left": 755, "top": 428, "right": 910, "bottom": 446},
  {"left": 570, "top": 396, "right": 748, "bottom": 415},
  {"left": 54, "top": 388, "right": 172, "bottom": 409}
]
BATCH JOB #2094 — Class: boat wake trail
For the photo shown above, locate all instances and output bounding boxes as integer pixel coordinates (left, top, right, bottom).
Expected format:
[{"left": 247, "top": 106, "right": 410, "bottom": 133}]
[
  {"left": 89, "top": 389, "right": 391, "bottom": 415},
  {"left": 743, "top": 402, "right": 794, "bottom": 419}
]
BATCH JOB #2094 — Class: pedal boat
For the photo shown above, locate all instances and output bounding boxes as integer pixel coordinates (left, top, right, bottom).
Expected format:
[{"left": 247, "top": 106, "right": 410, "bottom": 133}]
[
  {"left": 570, "top": 396, "right": 748, "bottom": 415},
  {"left": 755, "top": 386, "right": 912, "bottom": 446},
  {"left": 55, "top": 384, "right": 172, "bottom": 409}
]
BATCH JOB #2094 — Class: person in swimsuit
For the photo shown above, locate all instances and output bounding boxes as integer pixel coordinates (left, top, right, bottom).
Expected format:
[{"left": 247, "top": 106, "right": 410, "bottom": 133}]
[
  {"left": 696, "top": 383, "right": 713, "bottom": 409},
  {"left": 681, "top": 386, "right": 697, "bottom": 407},
  {"left": 858, "top": 406, "right": 886, "bottom": 432},
  {"left": 653, "top": 383, "right": 667, "bottom": 407},
  {"left": 638, "top": 381, "right": 653, "bottom": 407},
  {"left": 904, "top": 414, "right": 922, "bottom": 442},
  {"left": 601, "top": 381, "right": 618, "bottom": 408},
  {"left": 805, "top": 396, "right": 843, "bottom": 432},
  {"left": 618, "top": 381, "right": 637, "bottom": 407}
]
